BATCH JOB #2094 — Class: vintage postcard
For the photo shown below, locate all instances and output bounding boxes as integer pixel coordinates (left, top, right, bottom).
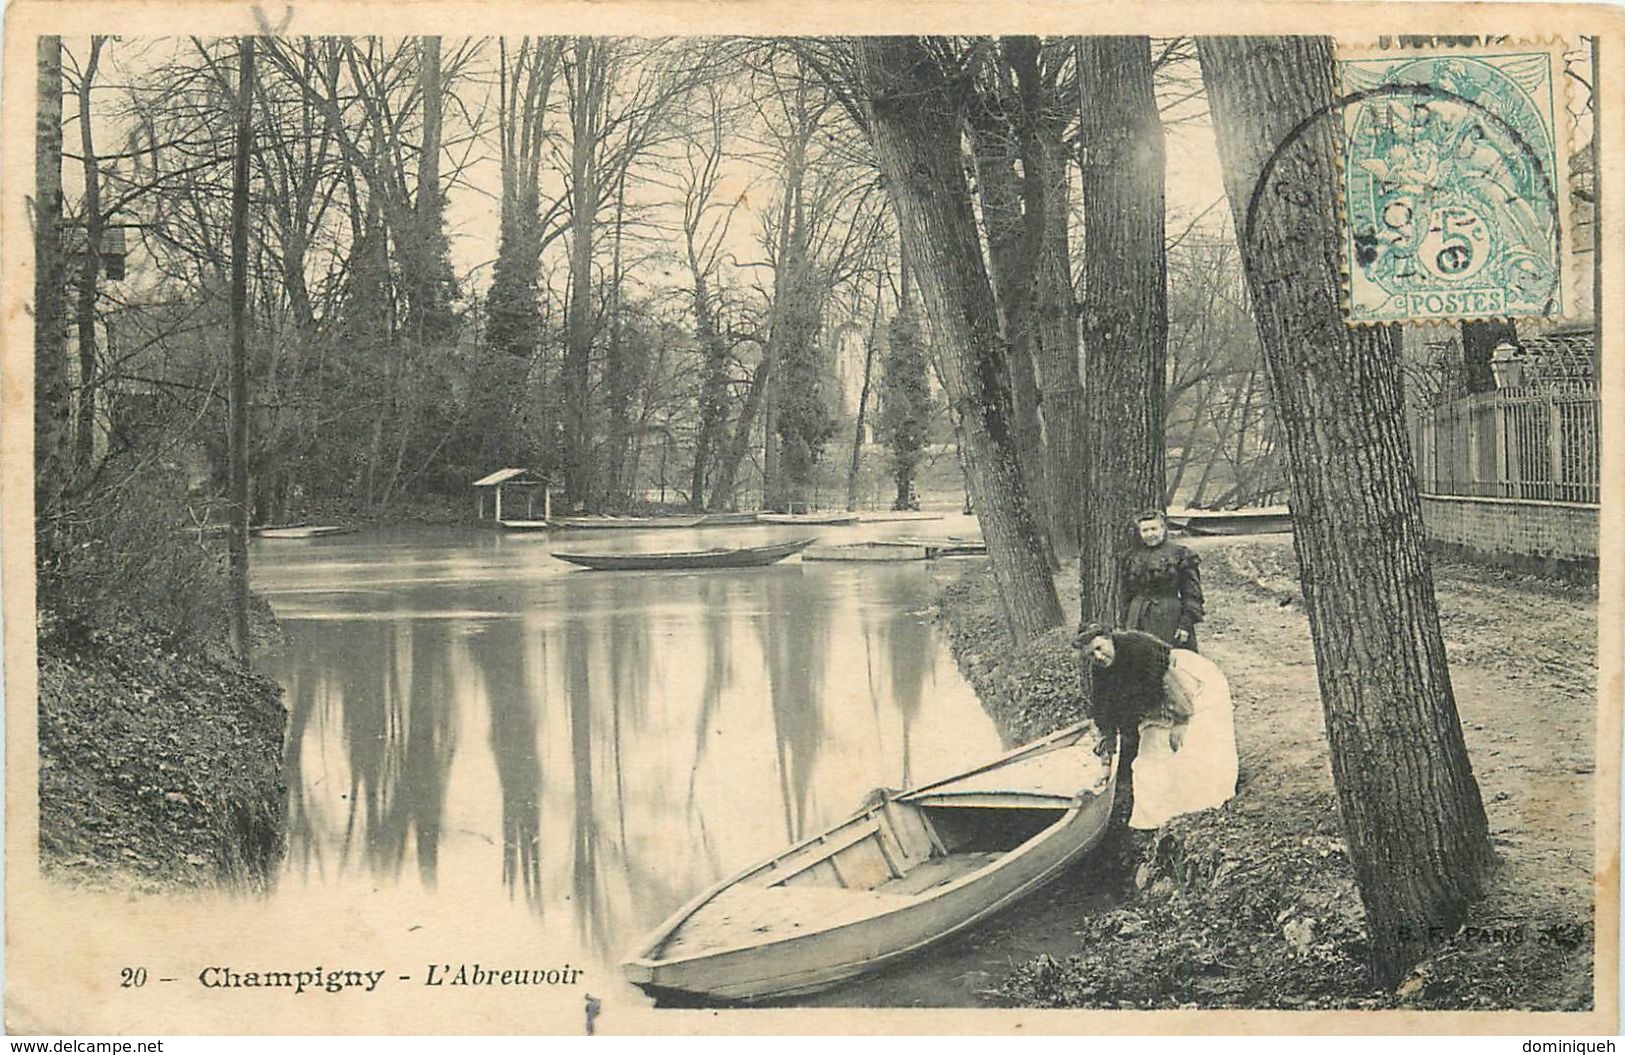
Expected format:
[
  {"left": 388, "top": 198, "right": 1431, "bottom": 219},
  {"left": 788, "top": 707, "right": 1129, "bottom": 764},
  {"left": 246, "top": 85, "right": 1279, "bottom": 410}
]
[{"left": 2, "top": 0, "right": 1620, "bottom": 1039}]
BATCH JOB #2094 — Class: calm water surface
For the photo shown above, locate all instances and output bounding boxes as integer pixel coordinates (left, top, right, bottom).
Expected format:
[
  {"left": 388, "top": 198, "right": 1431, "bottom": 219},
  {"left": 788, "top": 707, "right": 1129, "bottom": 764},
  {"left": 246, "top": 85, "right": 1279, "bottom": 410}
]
[{"left": 250, "top": 520, "right": 1013, "bottom": 1004}]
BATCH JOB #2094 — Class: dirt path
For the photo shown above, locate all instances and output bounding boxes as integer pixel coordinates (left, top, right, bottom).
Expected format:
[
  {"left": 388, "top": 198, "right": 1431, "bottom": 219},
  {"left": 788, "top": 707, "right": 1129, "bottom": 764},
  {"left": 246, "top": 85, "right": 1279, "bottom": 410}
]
[
  {"left": 928, "top": 536, "right": 1598, "bottom": 1010},
  {"left": 1196, "top": 535, "right": 1596, "bottom": 918}
]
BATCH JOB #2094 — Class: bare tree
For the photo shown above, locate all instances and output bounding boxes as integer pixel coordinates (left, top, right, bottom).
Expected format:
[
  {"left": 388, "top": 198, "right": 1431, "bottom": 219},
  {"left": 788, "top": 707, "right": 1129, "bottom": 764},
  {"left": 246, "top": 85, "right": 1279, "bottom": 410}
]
[
  {"left": 1199, "top": 34, "right": 1493, "bottom": 985},
  {"left": 1075, "top": 36, "right": 1170, "bottom": 630},
  {"left": 852, "top": 36, "right": 1063, "bottom": 644},
  {"left": 227, "top": 36, "right": 254, "bottom": 657},
  {"left": 35, "top": 36, "right": 69, "bottom": 547},
  {"left": 69, "top": 37, "right": 109, "bottom": 469},
  {"left": 676, "top": 80, "right": 749, "bottom": 510}
]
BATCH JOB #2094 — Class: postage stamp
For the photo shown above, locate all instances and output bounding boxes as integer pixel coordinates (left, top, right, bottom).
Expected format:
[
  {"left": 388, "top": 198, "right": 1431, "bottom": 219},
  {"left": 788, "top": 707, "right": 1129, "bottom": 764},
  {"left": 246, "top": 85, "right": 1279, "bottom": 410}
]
[{"left": 1337, "top": 43, "right": 1573, "bottom": 324}]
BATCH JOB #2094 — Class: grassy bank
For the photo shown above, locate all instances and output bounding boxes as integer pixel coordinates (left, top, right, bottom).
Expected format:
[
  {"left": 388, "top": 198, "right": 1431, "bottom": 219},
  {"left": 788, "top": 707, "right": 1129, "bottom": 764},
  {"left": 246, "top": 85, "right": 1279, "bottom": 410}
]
[
  {"left": 37, "top": 610, "right": 288, "bottom": 892},
  {"left": 932, "top": 540, "right": 1595, "bottom": 1010}
]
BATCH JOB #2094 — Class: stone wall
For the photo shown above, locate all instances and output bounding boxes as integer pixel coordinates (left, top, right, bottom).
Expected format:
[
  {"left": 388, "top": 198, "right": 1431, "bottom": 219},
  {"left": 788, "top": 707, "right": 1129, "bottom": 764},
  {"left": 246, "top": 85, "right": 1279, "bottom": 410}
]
[{"left": 1420, "top": 494, "right": 1598, "bottom": 581}]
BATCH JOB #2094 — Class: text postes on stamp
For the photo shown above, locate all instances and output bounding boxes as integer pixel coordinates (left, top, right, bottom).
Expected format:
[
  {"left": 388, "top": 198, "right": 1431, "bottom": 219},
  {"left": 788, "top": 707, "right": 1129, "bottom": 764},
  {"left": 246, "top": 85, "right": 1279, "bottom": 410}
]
[{"left": 1337, "top": 44, "right": 1571, "bottom": 324}]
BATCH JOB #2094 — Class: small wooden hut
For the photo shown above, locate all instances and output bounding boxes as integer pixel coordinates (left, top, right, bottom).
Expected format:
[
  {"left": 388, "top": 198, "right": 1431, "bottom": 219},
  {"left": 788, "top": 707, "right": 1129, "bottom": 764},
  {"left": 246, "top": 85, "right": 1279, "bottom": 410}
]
[{"left": 472, "top": 468, "right": 554, "bottom": 529}]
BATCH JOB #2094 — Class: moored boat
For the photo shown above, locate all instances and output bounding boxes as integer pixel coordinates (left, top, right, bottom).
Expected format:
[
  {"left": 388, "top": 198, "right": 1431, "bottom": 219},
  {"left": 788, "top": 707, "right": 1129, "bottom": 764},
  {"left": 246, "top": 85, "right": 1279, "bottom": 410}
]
[
  {"left": 551, "top": 537, "right": 816, "bottom": 571},
  {"left": 254, "top": 524, "right": 355, "bottom": 539},
  {"left": 621, "top": 722, "right": 1115, "bottom": 1003},
  {"left": 694, "top": 512, "right": 761, "bottom": 527},
  {"left": 756, "top": 511, "right": 860, "bottom": 526},
  {"left": 1173, "top": 505, "right": 1292, "bottom": 536},
  {"left": 553, "top": 514, "right": 708, "bottom": 530},
  {"left": 891, "top": 535, "right": 987, "bottom": 557},
  {"left": 803, "top": 542, "right": 928, "bottom": 563},
  {"left": 854, "top": 511, "right": 946, "bottom": 524}
]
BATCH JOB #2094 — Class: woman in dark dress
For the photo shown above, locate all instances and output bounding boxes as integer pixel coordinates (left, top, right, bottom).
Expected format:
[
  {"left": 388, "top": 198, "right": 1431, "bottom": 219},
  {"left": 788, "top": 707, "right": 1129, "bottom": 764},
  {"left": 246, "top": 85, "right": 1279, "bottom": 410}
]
[
  {"left": 1075, "top": 623, "right": 1237, "bottom": 829},
  {"left": 1120, "top": 509, "right": 1204, "bottom": 650}
]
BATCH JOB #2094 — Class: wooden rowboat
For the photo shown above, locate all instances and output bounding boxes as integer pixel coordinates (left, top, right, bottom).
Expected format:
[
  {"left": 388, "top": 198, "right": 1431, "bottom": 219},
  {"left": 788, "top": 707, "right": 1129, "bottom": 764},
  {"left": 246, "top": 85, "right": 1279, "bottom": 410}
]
[
  {"left": 694, "top": 512, "right": 762, "bottom": 527},
  {"left": 891, "top": 535, "right": 987, "bottom": 557},
  {"left": 803, "top": 542, "right": 928, "bottom": 563},
  {"left": 756, "top": 511, "right": 860, "bottom": 526},
  {"left": 254, "top": 524, "right": 355, "bottom": 540},
  {"left": 551, "top": 537, "right": 816, "bottom": 572},
  {"left": 553, "top": 514, "right": 708, "bottom": 530},
  {"left": 1171, "top": 505, "right": 1293, "bottom": 536},
  {"left": 855, "top": 511, "right": 945, "bottom": 523},
  {"left": 622, "top": 722, "right": 1115, "bottom": 1003}
]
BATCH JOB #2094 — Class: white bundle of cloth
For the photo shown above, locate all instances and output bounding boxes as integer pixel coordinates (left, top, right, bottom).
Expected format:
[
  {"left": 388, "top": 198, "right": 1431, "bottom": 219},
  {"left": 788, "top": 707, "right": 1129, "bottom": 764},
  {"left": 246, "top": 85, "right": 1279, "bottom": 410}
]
[{"left": 1129, "top": 649, "right": 1239, "bottom": 830}]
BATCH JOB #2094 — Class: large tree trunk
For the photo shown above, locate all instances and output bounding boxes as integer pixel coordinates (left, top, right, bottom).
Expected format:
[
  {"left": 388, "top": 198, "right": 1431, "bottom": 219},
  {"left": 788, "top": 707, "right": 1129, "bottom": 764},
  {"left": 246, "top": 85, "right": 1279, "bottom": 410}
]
[
  {"left": 227, "top": 37, "right": 255, "bottom": 659},
  {"left": 855, "top": 37, "right": 1062, "bottom": 645},
  {"left": 411, "top": 35, "right": 444, "bottom": 343},
  {"left": 844, "top": 276, "right": 885, "bottom": 511},
  {"left": 688, "top": 270, "right": 727, "bottom": 511},
  {"left": 564, "top": 38, "right": 603, "bottom": 508},
  {"left": 1199, "top": 35, "right": 1493, "bottom": 986},
  {"left": 603, "top": 169, "right": 633, "bottom": 506},
  {"left": 35, "top": 36, "right": 68, "bottom": 547},
  {"left": 760, "top": 120, "right": 810, "bottom": 513},
  {"left": 72, "top": 38, "right": 106, "bottom": 471},
  {"left": 1075, "top": 37, "right": 1169, "bottom": 627},
  {"left": 998, "top": 37, "right": 1087, "bottom": 560},
  {"left": 969, "top": 118, "right": 1054, "bottom": 567},
  {"left": 882, "top": 239, "right": 931, "bottom": 511},
  {"left": 710, "top": 352, "right": 769, "bottom": 511},
  {"left": 1019, "top": 56, "right": 1086, "bottom": 560}
]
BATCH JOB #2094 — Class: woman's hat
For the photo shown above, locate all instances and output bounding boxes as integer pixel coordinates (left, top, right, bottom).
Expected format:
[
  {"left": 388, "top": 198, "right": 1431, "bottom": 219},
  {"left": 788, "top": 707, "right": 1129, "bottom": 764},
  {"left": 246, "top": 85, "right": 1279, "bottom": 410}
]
[{"left": 1073, "top": 621, "right": 1111, "bottom": 648}]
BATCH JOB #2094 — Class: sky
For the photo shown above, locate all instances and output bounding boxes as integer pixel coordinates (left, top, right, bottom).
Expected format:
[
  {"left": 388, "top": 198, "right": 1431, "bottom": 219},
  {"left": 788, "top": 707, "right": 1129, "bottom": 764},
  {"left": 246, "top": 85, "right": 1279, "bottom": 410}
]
[{"left": 64, "top": 36, "right": 1236, "bottom": 309}]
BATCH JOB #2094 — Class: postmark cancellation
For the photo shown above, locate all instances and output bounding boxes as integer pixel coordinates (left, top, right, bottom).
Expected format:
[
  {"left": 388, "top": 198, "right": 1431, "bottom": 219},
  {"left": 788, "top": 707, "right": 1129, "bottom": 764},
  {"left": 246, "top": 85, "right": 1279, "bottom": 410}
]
[{"left": 1336, "top": 41, "right": 1575, "bottom": 325}]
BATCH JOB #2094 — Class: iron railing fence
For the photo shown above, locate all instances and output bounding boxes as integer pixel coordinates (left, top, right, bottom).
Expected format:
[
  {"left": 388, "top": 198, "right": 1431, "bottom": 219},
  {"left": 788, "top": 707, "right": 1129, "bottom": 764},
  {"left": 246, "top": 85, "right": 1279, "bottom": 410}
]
[{"left": 1410, "top": 384, "right": 1599, "bottom": 505}]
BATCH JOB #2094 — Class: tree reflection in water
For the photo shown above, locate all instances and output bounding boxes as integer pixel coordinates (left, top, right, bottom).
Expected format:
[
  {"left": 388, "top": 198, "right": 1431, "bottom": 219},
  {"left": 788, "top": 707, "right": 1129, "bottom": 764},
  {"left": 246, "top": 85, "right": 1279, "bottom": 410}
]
[
  {"left": 686, "top": 576, "right": 733, "bottom": 875},
  {"left": 258, "top": 533, "right": 998, "bottom": 963},
  {"left": 465, "top": 617, "right": 545, "bottom": 913},
  {"left": 754, "top": 568, "right": 830, "bottom": 844},
  {"left": 881, "top": 572, "right": 932, "bottom": 790},
  {"left": 280, "top": 617, "right": 460, "bottom": 885},
  {"left": 280, "top": 665, "right": 327, "bottom": 880}
]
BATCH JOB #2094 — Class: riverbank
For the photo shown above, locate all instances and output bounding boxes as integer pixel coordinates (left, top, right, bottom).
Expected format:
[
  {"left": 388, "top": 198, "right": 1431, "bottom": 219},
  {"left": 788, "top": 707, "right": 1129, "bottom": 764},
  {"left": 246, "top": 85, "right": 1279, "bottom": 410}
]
[
  {"left": 933, "top": 536, "right": 1595, "bottom": 1010},
  {"left": 37, "top": 608, "right": 288, "bottom": 892}
]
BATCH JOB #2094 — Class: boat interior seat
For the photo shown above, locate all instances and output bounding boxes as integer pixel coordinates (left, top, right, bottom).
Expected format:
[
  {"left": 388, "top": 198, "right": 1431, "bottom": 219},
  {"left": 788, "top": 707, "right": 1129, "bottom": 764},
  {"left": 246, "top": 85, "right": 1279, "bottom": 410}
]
[{"left": 754, "top": 800, "right": 947, "bottom": 893}]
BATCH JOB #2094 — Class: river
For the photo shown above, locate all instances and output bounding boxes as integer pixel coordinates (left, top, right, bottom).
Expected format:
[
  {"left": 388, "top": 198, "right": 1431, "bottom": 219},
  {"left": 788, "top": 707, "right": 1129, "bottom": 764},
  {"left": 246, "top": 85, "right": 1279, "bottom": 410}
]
[{"left": 250, "top": 517, "right": 1089, "bottom": 1008}]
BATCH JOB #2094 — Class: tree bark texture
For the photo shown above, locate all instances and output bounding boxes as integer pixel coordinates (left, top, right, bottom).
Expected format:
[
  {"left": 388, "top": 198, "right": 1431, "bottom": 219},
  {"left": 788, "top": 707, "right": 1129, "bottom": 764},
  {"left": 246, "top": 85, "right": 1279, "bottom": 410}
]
[
  {"left": 564, "top": 38, "right": 604, "bottom": 508},
  {"left": 35, "top": 36, "right": 68, "bottom": 541},
  {"left": 688, "top": 269, "right": 727, "bottom": 510},
  {"left": 711, "top": 352, "right": 769, "bottom": 511},
  {"left": 228, "top": 37, "right": 255, "bottom": 659},
  {"left": 845, "top": 276, "right": 885, "bottom": 511},
  {"left": 603, "top": 170, "right": 633, "bottom": 505},
  {"left": 969, "top": 118, "right": 1054, "bottom": 568},
  {"left": 1076, "top": 36, "right": 1169, "bottom": 628},
  {"left": 1198, "top": 35, "right": 1493, "bottom": 985},
  {"left": 1014, "top": 44, "right": 1087, "bottom": 560},
  {"left": 1003, "top": 36, "right": 1086, "bottom": 559},
  {"left": 73, "top": 38, "right": 106, "bottom": 470},
  {"left": 855, "top": 37, "right": 1063, "bottom": 645}
]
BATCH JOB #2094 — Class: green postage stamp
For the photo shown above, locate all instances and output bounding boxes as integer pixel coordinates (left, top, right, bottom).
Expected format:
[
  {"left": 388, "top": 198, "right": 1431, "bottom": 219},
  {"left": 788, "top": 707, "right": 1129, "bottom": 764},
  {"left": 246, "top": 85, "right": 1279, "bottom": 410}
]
[{"left": 1338, "top": 43, "right": 1574, "bottom": 324}]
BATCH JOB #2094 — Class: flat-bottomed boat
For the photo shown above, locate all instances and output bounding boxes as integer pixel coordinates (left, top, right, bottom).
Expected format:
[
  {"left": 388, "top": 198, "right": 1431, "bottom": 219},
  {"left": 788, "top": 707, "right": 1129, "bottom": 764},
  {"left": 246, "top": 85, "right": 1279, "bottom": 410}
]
[
  {"left": 551, "top": 537, "right": 816, "bottom": 571},
  {"left": 621, "top": 723, "right": 1114, "bottom": 1003}
]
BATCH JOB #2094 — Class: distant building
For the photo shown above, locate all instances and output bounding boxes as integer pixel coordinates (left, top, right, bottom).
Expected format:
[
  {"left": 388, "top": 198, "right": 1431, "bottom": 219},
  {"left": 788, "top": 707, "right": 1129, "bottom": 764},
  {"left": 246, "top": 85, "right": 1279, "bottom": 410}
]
[{"left": 472, "top": 468, "right": 554, "bottom": 527}]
